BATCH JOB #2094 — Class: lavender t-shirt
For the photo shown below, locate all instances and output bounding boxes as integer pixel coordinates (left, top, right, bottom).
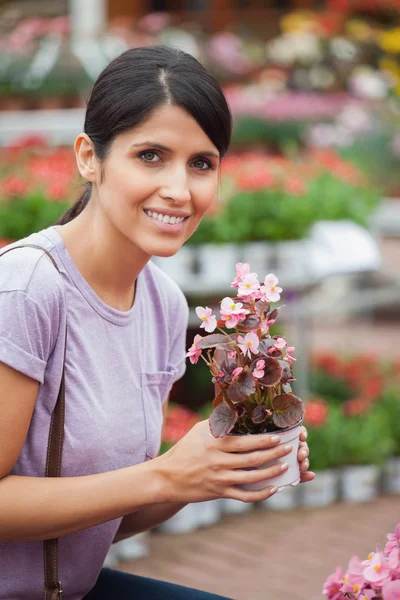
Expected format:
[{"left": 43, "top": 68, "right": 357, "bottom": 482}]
[{"left": 0, "top": 226, "right": 188, "bottom": 600}]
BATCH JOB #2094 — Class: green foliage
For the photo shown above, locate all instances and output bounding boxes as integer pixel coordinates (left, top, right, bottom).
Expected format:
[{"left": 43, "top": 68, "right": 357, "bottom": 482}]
[
  {"left": 380, "top": 387, "right": 400, "bottom": 456},
  {"left": 232, "top": 117, "right": 306, "bottom": 153},
  {"left": 336, "top": 405, "right": 394, "bottom": 466},
  {"left": 0, "top": 194, "right": 70, "bottom": 240},
  {"left": 185, "top": 172, "right": 379, "bottom": 244},
  {"left": 307, "top": 405, "right": 342, "bottom": 471},
  {"left": 309, "top": 369, "right": 352, "bottom": 404}
]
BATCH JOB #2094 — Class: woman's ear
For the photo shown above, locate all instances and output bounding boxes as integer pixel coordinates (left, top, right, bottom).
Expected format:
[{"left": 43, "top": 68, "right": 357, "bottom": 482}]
[{"left": 74, "top": 133, "right": 98, "bottom": 183}]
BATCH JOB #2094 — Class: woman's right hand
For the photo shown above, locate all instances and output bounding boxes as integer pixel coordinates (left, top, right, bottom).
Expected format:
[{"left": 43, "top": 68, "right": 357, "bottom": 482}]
[{"left": 155, "top": 419, "right": 293, "bottom": 504}]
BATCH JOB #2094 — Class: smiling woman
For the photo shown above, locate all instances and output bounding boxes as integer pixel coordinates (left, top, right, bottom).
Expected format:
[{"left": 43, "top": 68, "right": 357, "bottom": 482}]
[{"left": 0, "top": 45, "right": 312, "bottom": 600}]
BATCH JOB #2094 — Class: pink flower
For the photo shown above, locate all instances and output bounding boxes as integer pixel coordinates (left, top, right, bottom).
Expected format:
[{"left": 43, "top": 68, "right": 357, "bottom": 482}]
[
  {"left": 232, "top": 367, "right": 243, "bottom": 380},
  {"left": 237, "top": 332, "right": 260, "bottom": 358},
  {"left": 382, "top": 579, "right": 400, "bottom": 600},
  {"left": 322, "top": 566, "right": 345, "bottom": 599},
  {"left": 341, "top": 556, "right": 365, "bottom": 597},
  {"left": 274, "top": 337, "right": 286, "bottom": 350},
  {"left": 231, "top": 262, "right": 250, "bottom": 288},
  {"left": 237, "top": 273, "right": 260, "bottom": 298},
  {"left": 363, "top": 552, "right": 392, "bottom": 586},
  {"left": 260, "top": 273, "right": 283, "bottom": 303},
  {"left": 253, "top": 359, "right": 265, "bottom": 379},
  {"left": 220, "top": 297, "right": 249, "bottom": 329},
  {"left": 228, "top": 351, "right": 236, "bottom": 359},
  {"left": 196, "top": 306, "right": 217, "bottom": 333},
  {"left": 185, "top": 334, "right": 203, "bottom": 365},
  {"left": 386, "top": 524, "right": 400, "bottom": 554},
  {"left": 285, "top": 346, "right": 297, "bottom": 364}
]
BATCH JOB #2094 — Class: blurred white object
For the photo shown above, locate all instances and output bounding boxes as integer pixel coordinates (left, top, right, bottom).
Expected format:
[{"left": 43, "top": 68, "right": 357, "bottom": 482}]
[
  {"left": 308, "top": 220, "right": 380, "bottom": 278},
  {"left": 383, "top": 457, "right": 400, "bottom": 495},
  {"left": 103, "top": 545, "right": 120, "bottom": 568},
  {"left": 341, "top": 465, "right": 380, "bottom": 503},
  {"left": 299, "top": 469, "right": 339, "bottom": 508},
  {"left": 260, "top": 484, "right": 298, "bottom": 511},
  {"left": 197, "top": 500, "right": 222, "bottom": 527},
  {"left": 220, "top": 498, "right": 253, "bottom": 515},
  {"left": 114, "top": 533, "right": 150, "bottom": 561},
  {"left": 158, "top": 503, "right": 200, "bottom": 534},
  {"left": 69, "top": 0, "right": 107, "bottom": 40}
]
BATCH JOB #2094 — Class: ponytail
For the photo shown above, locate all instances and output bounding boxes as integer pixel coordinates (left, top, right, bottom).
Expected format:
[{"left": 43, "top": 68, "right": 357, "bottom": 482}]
[{"left": 56, "top": 183, "right": 92, "bottom": 225}]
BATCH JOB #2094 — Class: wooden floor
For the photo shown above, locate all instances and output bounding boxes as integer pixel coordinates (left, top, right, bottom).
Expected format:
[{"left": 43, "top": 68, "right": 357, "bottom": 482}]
[{"left": 118, "top": 495, "right": 399, "bottom": 600}]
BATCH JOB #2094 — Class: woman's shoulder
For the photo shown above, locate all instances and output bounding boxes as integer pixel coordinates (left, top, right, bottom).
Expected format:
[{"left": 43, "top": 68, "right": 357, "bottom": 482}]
[
  {"left": 0, "top": 231, "right": 64, "bottom": 311},
  {"left": 144, "top": 260, "right": 188, "bottom": 314}
]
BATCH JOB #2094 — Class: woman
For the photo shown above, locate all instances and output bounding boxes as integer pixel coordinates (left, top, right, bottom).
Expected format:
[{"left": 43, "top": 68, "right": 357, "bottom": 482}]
[{"left": 0, "top": 46, "right": 314, "bottom": 600}]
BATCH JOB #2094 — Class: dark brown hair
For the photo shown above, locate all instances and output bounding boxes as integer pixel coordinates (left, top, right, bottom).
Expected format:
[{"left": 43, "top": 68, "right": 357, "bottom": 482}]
[{"left": 57, "top": 45, "right": 232, "bottom": 224}]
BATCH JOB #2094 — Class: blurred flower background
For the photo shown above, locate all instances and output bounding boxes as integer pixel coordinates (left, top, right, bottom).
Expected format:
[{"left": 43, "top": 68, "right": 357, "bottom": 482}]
[{"left": 1, "top": 1, "right": 400, "bottom": 599}]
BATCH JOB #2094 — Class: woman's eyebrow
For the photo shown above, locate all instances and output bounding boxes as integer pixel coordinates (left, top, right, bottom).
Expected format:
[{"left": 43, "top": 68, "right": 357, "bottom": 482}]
[{"left": 131, "top": 141, "right": 220, "bottom": 159}]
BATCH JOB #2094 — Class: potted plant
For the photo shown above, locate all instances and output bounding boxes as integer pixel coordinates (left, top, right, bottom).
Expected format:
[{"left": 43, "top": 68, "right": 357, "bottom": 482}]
[
  {"left": 299, "top": 399, "right": 341, "bottom": 508},
  {"left": 323, "top": 522, "right": 400, "bottom": 600},
  {"left": 338, "top": 402, "right": 394, "bottom": 503},
  {"left": 186, "top": 262, "right": 305, "bottom": 494}
]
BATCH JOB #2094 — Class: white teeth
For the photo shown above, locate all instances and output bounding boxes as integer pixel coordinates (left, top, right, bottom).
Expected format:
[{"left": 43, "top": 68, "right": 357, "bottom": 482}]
[{"left": 144, "top": 209, "right": 186, "bottom": 224}]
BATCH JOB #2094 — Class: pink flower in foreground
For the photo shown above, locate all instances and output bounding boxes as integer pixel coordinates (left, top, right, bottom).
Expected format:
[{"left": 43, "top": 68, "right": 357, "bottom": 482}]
[
  {"left": 185, "top": 334, "right": 203, "bottom": 364},
  {"left": 341, "top": 556, "right": 365, "bottom": 597},
  {"left": 253, "top": 360, "right": 265, "bottom": 379},
  {"left": 237, "top": 332, "right": 260, "bottom": 358},
  {"left": 220, "top": 297, "right": 249, "bottom": 329},
  {"left": 237, "top": 273, "right": 260, "bottom": 298},
  {"left": 382, "top": 579, "right": 400, "bottom": 600},
  {"left": 386, "top": 524, "right": 400, "bottom": 554},
  {"left": 196, "top": 306, "right": 217, "bottom": 333},
  {"left": 274, "top": 337, "right": 286, "bottom": 350},
  {"left": 363, "top": 552, "right": 391, "bottom": 586},
  {"left": 286, "top": 346, "right": 297, "bottom": 364},
  {"left": 231, "top": 262, "right": 250, "bottom": 288},
  {"left": 322, "top": 566, "right": 345, "bottom": 599},
  {"left": 260, "top": 273, "right": 283, "bottom": 303}
]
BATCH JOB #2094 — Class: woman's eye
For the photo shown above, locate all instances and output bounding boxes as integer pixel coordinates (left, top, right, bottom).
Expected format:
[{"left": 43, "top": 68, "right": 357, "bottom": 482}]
[
  {"left": 193, "top": 159, "right": 211, "bottom": 171},
  {"left": 139, "top": 151, "right": 160, "bottom": 163}
]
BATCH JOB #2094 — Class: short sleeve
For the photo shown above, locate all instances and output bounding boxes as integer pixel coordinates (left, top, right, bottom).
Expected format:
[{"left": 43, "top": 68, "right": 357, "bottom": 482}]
[
  {"left": 168, "top": 289, "right": 189, "bottom": 383},
  {"left": 0, "top": 291, "right": 55, "bottom": 384}
]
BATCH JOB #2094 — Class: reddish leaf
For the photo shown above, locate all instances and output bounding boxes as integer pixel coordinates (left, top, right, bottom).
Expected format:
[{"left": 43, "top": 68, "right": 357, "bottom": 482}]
[
  {"left": 278, "top": 360, "right": 295, "bottom": 384},
  {"left": 197, "top": 334, "right": 231, "bottom": 349},
  {"left": 258, "top": 338, "right": 281, "bottom": 358},
  {"left": 209, "top": 402, "right": 238, "bottom": 438},
  {"left": 251, "top": 405, "right": 271, "bottom": 424},
  {"left": 272, "top": 394, "right": 305, "bottom": 429},
  {"left": 256, "top": 357, "right": 282, "bottom": 387},
  {"left": 212, "top": 385, "right": 224, "bottom": 408},
  {"left": 213, "top": 346, "right": 229, "bottom": 370},
  {"left": 227, "top": 370, "right": 256, "bottom": 403},
  {"left": 237, "top": 314, "right": 262, "bottom": 331}
]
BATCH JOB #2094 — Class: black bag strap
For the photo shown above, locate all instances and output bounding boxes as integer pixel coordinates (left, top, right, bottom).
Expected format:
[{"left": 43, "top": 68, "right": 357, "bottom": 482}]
[{"left": 0, "top": 244, "right": 66, "bottom": 599}]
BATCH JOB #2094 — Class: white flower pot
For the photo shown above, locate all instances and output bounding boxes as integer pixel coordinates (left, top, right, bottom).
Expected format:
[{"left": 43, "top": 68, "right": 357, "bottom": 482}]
[
  {"left": 383, "top": 457, "right": 400, "bottom": 494},
  {"left": 235, "top": 421, "right": 303, "bottom": 493},
  {"left": 196, "top": 244, "right": 238, "bottom": 285},
  {"left": 341, "top": 464, "right": 380, "bottom": 503},
  {"left": 260, "top": 483, "right": 298, "bottom": 511},
  {"left": 300, "top": 469, "right": 339, "bottom": 508},
  {"left": 152, "top": 246, "right": 194, "bottom": 286},
  {"left": 220, "top": 498, "right": 253, "bottom": 515},
  {"left": 114, "top": 532, "right": 150, "bottom": 561},
  {"left": 197, "top": 500, "right": 222, "bottom": 528},
  {"left": 241, "top": 242, "right": 272, "bottom": 278},
  {"left": 158, "top": 503, "right": 200, "bottom": 534}
]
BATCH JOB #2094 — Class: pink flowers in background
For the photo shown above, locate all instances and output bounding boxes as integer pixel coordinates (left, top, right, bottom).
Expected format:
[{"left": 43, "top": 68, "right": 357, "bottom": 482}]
[
  {"left": 323, "top": 523, "right": 400, "bottom": 599},
  {"left": 0, "top": 137, "right": 78, "bottom": 202}
]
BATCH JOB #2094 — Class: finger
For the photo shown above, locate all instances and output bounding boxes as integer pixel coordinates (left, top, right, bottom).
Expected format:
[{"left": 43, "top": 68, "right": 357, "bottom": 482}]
[
  {"left": 231, "top": 459, "right": 289, "bottom": 486},
  {"left": 299, "top": 458, "right": 310, "bottom": 473},
  {"left": 219, "top": 432, "right": 282, "bottom": 453},
  {"left": 300, "top": 471, "right": 316, "bottom": 483},
  {"left": 299, "top": 426, "right": 308, "bottom": 442},
  {"left": 226, "top": 484, "right": 279, "bottom": 503},
  {"left": 297, "top": 445, "right": 309, "bottom": 461},
  {"left": 225, "top": 442, "right": 293, "bottom": 470}
]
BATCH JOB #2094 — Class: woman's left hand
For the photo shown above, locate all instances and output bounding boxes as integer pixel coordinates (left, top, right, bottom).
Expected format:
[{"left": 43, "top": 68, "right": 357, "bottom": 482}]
[{"left": 298, "top": 426, "right": 315, "bottom": 483}]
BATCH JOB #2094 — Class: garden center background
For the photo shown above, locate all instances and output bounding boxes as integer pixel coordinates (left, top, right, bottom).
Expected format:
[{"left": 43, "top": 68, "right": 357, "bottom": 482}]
[{"left": 1, "top": 1, "right": 400, "bottom": 598}]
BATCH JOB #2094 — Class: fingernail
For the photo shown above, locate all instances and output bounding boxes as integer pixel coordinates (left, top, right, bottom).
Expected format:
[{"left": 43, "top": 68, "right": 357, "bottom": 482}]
[
  {"left": 270, "top": 435, "right": 281, "bottom": 444},
  {"left": 284, "top": 444, "right": 293, "bottom": 452},
  {"left": 270, "top": 486, "right": 278, "bottom": 494},
  {"left": 280, "top": 462, "right": 288, "bottom": 471}
]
